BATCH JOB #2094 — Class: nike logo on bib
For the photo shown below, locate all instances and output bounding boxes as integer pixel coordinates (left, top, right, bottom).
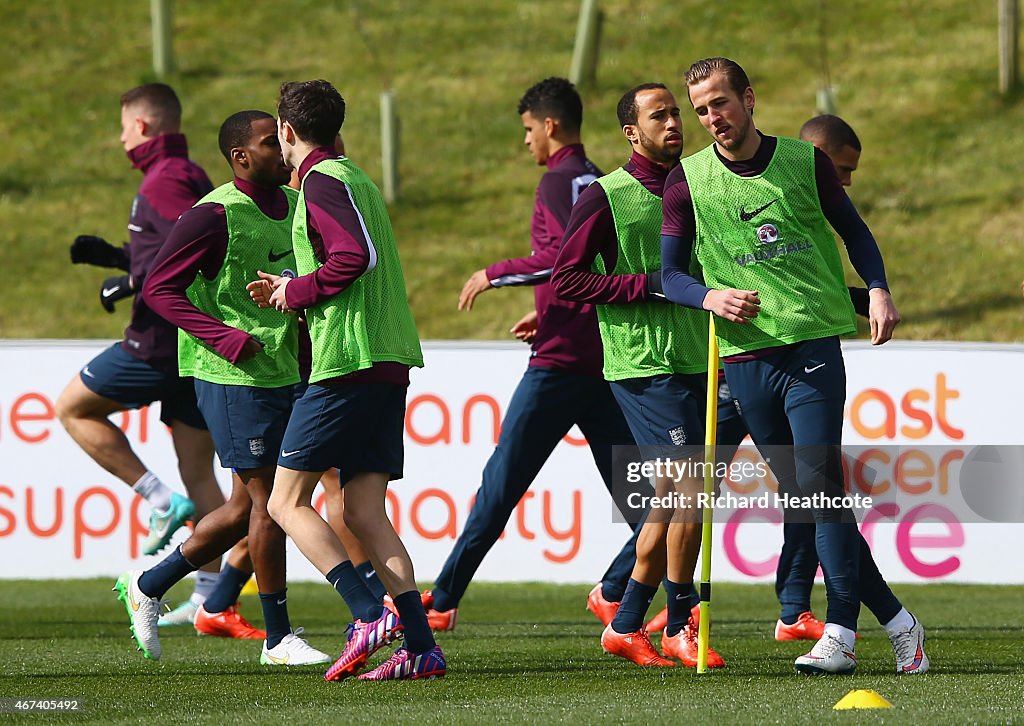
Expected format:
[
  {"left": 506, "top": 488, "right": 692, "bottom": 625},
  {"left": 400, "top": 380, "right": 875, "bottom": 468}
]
[
  {"left": 739, "top": 198, "right": 779, "bottom": 222},
  {"left": 268, "top": 249, "right": 291, "bottom": 262}
]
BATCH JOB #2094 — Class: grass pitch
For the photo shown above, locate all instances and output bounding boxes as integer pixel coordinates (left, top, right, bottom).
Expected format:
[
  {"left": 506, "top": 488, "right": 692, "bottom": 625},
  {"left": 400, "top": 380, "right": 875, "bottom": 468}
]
[{"left": 0, "top": 580, "right": 1022, "bottom": 724}]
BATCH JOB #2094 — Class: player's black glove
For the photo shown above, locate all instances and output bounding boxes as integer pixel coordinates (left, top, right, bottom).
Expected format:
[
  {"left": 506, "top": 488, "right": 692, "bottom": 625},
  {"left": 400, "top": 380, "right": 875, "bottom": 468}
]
[
  {"left": 71, "top": 235, "right": 130, "bottom": 270},
  {"left": 646, "top": 270, "right": 667, "bottom": 301},
  {"left": 100, "top": 274, "right": 134, "bottom": 313},
  {"left": 848, "top": 286, "right": 870, "bottom": 318}
]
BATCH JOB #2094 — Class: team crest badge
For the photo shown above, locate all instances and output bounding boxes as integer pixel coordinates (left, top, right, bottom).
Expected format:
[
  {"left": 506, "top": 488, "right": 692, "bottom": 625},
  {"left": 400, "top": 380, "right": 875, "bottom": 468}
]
[
  {"left": 249, "top": 438, "right": 266, "bottom": 457},
  {"left": 756, "top": 223, "right": 780, "bottom": 245}
]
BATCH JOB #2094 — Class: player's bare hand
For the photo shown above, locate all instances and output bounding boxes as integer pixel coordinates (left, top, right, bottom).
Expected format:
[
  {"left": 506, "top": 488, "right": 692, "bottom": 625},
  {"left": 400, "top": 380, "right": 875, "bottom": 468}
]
[
  {"left": 246, "top": 270, "right": 280, "bottom": 308},
  {"left": 237, "top": 337, "right": 264, "bottom": 361},
  {"left": 703, "top": 288, "right": 760, "bottom": 323},
  {"left": 868, "top": 287, "right": 900, "bottom": 345},
  {"left": 268, "top": 276, "right": 294, "bottom": 314},
  {"left": 510, "top": 310, "right": 538, "bottom": 344},
  {"left": 458, "top": 269, "right": 493, "bottom": 311}
]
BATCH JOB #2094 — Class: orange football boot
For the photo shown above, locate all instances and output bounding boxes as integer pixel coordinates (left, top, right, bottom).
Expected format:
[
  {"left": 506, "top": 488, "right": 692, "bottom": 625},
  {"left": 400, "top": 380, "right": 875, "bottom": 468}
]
[
  {"left": 586, "top": 584, "right": 620, "bottom": 626},
  {"left": 194, "top": 603, "right": 266, "bottom": 639},
  {"left": 600, "top": 624, "right": 675, "bottom": 667},
  {"left": 774, "top": 611, "right": 826, "bottom": 641},
  {"left": 661, "top": 616, "right": 725, "bottom": 668}
]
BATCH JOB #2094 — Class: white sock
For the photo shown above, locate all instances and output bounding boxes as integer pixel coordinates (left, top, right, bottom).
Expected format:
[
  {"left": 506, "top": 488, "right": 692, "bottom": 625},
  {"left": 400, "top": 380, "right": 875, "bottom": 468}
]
[
  {"left": 883, "top": 608, "right": 915, "bottom": 636},
  {"left": 824, "top": 622, "right": 857, "bottom": 651},
  {"left": 188, "top": 592, "right": 207, "bottom": 607},
  {"left": 193, "top": 570, "right": 219, "bottom": 600},
  {"left": 132, "top": 472, "right": 173, "bottom": 513}
]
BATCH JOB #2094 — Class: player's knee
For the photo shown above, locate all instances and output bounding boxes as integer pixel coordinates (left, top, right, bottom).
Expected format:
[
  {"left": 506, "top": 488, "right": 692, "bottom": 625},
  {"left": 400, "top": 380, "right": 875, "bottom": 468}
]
[
  {"left": 266, "top": 491, "right": 288, "bottom": 527},
  {"left": 55, "top": 382, "right": 84, "bottom": 425}
]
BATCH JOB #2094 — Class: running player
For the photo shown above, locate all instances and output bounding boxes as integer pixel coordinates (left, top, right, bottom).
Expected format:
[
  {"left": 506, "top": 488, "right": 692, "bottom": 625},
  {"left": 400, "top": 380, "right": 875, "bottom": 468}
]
[
  {"left": 551, "top": 83, "right": 722, "bottom": 669},
  {"left": 57, "top": 83, "right": 229, "bottom": 612},
  {"left": 115, "top": 110, "right": 330, "bottom": 666},
  {"left": 661, "top": 57, "right": 927, "bottom": 675},
  {"left": 249, "top": 80, "right": 444, "bottom": 681},
  {"left": 421, "top": 77, "right": 641, "bottom": 629}
]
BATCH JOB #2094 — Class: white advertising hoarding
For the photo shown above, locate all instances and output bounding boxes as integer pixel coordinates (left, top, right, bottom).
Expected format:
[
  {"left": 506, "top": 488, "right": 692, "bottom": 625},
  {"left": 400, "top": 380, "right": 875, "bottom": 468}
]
[{"left": 0, "top": 340, "right": 1021, "bottom": 584}]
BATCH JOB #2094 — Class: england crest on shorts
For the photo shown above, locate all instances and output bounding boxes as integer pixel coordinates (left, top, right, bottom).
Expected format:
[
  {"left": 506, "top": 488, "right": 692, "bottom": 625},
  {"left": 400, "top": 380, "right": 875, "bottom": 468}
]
[
  {"left": 668, "top": 426, "right": 688, "bottom": 445},
  {"left": 249, "top": 438, "right": 266, "bottom": 457}
]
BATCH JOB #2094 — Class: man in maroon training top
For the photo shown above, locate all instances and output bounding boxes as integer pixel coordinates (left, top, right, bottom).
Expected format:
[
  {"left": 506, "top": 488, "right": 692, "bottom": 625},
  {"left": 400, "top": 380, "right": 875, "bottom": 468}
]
[
  {"left": 421, "top": 78, "right": 642, "bottom": 629},
  {"left": 56, "top": 83, "right": 231, "bottom": 618}
]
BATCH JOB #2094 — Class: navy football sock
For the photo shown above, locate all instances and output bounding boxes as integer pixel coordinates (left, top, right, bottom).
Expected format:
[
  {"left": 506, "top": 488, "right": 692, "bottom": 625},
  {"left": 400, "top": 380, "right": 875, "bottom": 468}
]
[
  {"left": 138, "top": 546, "right": 198, "bottom": 599},
  {"left": 610, "top": 579, "right": 658, "bottom": 634},
  {"left": 600, "top": 579, "right": 627, "bottom": 604},
  {"left": 664, "top": 580, "right": 699, "bottom": 637},
  {"left": 354, "top": 561, "right": 387, "bottom": 602},
  {"left": 259, "top": 589, "right": 291, "bottom": 650},
  {"left": 202, "top": 564, "right": 252, "bottom": 614},
  {"left": 393, "top": 590, "right": 436, "bottom": 654},
  {"left": 326, "top": 561, "right": 381, "bottom": 622},
  {"left": 431, "top": 587, "right": 457, "bottom": 613}
]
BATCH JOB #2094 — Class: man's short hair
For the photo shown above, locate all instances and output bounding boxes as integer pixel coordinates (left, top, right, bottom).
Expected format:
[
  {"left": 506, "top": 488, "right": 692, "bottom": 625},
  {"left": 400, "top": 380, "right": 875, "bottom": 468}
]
[
  {"left": 799, "top": 114, "right": 861, "bottom": 154},
  {"left": 616, "top": 83, "right": 668, "bottom": 127},
  {"left": 684, "top": 57, "right": 751, "bottom": 99},
  {"left": 277, "top": 80, "right": 346, "bottom": 147},
  {"left": 218, "top": 110, "right": 274, "bottom": 162},
  {"left": 120, "top": 83, "right": 182, "bottom": 131},
  {"left": 517, "top": 77, "right": 583, "bottom": 134}
]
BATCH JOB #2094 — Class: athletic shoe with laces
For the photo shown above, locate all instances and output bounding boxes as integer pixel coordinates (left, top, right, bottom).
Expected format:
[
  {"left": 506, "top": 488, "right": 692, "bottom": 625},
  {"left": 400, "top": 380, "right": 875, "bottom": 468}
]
[
  {"left": 384, "top": 590, "right": 456, "bottom": 632},
  {"left": 158, "top": 597, "right": 200, "bottom": 627},
  {"left": 644, "top": 603, "right": 700, "bottom": 634},
  {"left": 600, "top": 624, "right": 675, "bottom": 667},
  {"left": 357, "top": 645, "right": 447, "bottom": 681},
  {"left": 194, "top": 603, "right": 266, "bottom": 639},
  {"left": 585, "top": 584, "right": 620, "bottom": 626},
  {"left": 662, "top": 616, "right": 725, "bottom": 668},
  {"left": 142, "top": 493, "right": 195, "bottom": 555},
  {"left": 259, "top": 628, "right": 331, "bottom": 666},
  {"left": 889, "top": 614, "right": 929, "bottom": 675},
  {"left": 794, "top": 632, "right": 857, "bottom": 675},
  {"left": 774, "top": 611, "right": 826, "bottom": 641},
  {"left": 113, "top": 570, "right": 165, "bottom": 661},
  {"left": 325, "top": 609, "right": 404, "bottom": 681}
]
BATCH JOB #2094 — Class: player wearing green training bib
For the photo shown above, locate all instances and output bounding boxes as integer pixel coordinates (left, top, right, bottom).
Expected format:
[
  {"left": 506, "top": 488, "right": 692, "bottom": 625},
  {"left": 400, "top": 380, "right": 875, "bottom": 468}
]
[
  {"left": 130, "top": 110, "right": 331, "bottom": 667},
  {"left": 552, "top": 83, "right": 724, "bottom": 671},
  {"left": 249, "top": 80, "right": 444, "bottom": 682},
  {"left": 661, "top": 57, "right": 928, "bottom": 678}
]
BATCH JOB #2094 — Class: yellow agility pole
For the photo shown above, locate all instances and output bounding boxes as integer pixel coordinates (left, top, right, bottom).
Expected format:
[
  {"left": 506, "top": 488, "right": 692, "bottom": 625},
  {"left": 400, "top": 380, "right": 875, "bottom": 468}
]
[{"left": 697, "top": 315, "right": 719, "bottom": 674}]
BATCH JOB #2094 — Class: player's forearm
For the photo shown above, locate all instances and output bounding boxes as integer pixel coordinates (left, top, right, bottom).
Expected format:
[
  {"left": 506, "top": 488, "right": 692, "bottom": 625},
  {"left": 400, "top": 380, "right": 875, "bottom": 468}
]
[
  {"left": 661, "top": 233, "right": 712, "bottom": 309},
  {"left": 827, "top": 197, "right": 888, "bottom": 290},
  {"left": 486, "top": 255, "right": 553, "bottom": 288}
]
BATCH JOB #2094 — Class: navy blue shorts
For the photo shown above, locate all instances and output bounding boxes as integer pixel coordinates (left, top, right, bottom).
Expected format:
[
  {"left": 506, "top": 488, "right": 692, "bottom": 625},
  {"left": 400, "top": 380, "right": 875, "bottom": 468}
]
[
  {"left": 610, "top": 373, "right": 706, "bottom": 459},
  {"left": 80, "top": 343, "right": 206, "bottom": 429},
  {"left": 194, "top": 380, "right": 298, "bottom": 470},
  {"left": 279, "top": 382, "right": 407, "bottom": 483}
]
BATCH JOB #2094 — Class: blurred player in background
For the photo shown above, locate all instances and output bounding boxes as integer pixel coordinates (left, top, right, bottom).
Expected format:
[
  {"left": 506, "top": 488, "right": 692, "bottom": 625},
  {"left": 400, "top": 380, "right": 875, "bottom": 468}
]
[{"left": 56, "top": 83, "right": 237, "bottom": 619}]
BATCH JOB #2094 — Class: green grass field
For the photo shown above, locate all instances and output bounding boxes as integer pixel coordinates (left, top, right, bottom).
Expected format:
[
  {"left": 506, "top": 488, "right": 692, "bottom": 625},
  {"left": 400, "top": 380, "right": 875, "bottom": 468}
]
[
  {"left": 1, "top": 580, "right": 1021, "bottom": 724},
  {"left": 2, "top": 1, "right": 1024, "bottom": 343}
]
